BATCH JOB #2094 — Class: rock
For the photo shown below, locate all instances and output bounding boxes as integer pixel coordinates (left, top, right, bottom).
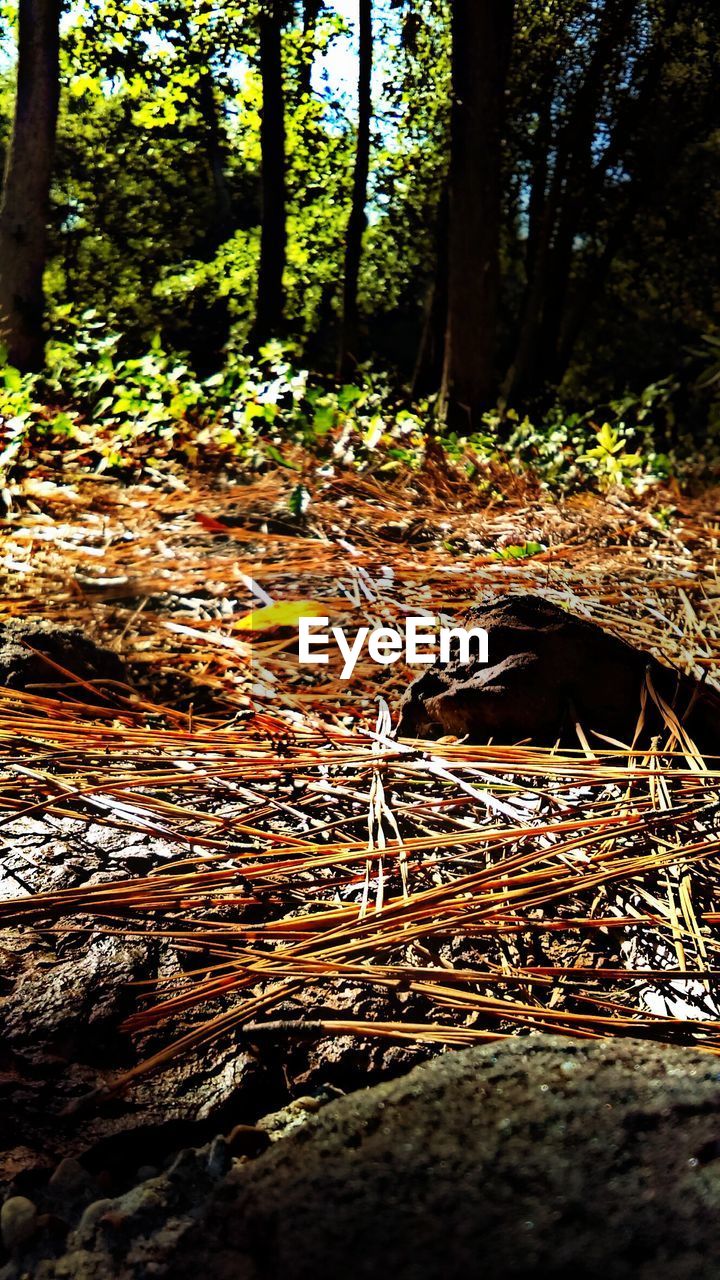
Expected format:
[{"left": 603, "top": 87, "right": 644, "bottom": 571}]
[
  {"left": 1, "top": 1196, "right": 37, "bottom": 1250},
  {"left": 165, "top": 1035, "right": 720, "bottom": 1279},
  {"left": 255, "top": 1095, "right": 336, "bottom": 1142},
  {"left": 74, "top": 1200, "right": 114, "bottom": 1244},
  {"left": 14, "top": 1035, "right": 720, "bottom": 1278},
  {"left": 397, "top": 593, "right": 720, "bottom": 752},
  {"left": 0, "top": 619, "right": 125, "bottom": 703},
  {"left": 166, "top": 1149, "right": 201, "bottom": 1179},
  {"left": 48, "top": 1158, "right": 95, "bottom": 1204},
  {"left": 225, "top": 1126, "right": 271, "bottom": 1159},
  {"left": 205, "top": 1138, "right": 231, "bottom": 1179}
]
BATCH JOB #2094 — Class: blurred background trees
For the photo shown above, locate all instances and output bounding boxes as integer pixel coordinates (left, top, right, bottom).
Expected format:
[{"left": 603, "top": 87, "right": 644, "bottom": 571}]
[{"left": 0, "top": 0, "right": 717, "bottom": 442}]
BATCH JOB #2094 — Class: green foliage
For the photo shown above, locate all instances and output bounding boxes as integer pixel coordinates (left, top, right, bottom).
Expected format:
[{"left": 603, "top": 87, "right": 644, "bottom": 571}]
[
  {"left": 288, "top": 483, "right": 311, "bottom": 517},
  {"left": 690, "top": 333, "right": 720, "bottom": 391},
  {"left": 0, "top": 0, "right": 719, "bottom": 490},
  {"left": 0, "top": 328, "right": 424, "bottom": 483},
  {"left": 1, "top": 317, "right": 707, "bottom": 494},
  {"left": 493, "top": 541, "right": 547, "bottom": 562},
  {"left": 501, "top": 390, "right": 682, "bottom": 493},
  {"left": 0, "top": 365, "right": 44, "bottom": 482},
  {"left": 578, "top": 423, "right": 643, "bottom": 491}
]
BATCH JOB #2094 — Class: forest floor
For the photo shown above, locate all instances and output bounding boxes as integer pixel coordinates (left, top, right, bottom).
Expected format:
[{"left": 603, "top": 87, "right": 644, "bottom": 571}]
[{"left": 1, "top": 457, "right": 720, "bottom": 1195}]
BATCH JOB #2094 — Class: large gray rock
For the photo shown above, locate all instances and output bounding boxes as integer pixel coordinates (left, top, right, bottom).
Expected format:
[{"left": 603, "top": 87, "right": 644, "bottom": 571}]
[{"left": 10, "top": 1035, "right": 720, "bottom": 1279}]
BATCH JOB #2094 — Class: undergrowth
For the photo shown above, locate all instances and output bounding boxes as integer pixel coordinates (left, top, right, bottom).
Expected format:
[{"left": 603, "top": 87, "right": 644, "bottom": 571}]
[{"left": 0, "top": 321, "right": 717, "bottom": 496}]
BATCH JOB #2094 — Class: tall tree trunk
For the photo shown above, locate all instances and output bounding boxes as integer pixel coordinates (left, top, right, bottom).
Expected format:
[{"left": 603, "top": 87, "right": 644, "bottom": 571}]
[
  {"left": 197, "top": 71, "right": 234, "bottom": 250},
  {"left": 524, "top": 86, "right": 553, "bottom": 284},
  {"left": 412, "top": 181, "right": 449, "bottom": 398},
  {"left": 299, "top": 0, "right": 323, "bottom": 99},
  {"left": 554, "top": 5, "right": 708, "bottom": 384},
  {"left": 540, "top": 0, "right": 684, "bottom": 385},
  {"left": 253, "top": 0, "right": 287, "bottom": 345},
  {"left": 501, "top": 0, "right": 638, "bottom": 406},
  {"left": 0, "top": 0, "right": 61, "bottom": 373},
  {"left": 439, "top": 0, "right": 515, "bottom": 431},
  {"left": 337, "top": 0, "right": 372, "bottom": 381}
]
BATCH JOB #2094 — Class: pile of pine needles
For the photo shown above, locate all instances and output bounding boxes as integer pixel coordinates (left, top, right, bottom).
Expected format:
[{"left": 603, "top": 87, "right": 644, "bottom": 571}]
[{"left": 1, "top": 460, "right": 720, "bottom": 1091}]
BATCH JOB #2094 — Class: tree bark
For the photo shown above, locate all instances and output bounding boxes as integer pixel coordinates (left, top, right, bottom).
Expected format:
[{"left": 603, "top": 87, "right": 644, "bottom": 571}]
[
  {"left": 412, "top": 181, "right": 449, "bottom": 398},
  {"left": 197, "top": 71, "right": 235, "bottom": 250},
  {"left": 299, "top": 0, "right": 323, "bottom": 99},
  {"left": 501, "top": 0, "right": 639, "bottom": 406},
  {"left": 0, "top": 0, "right": 61, "bottom": 373},
  {"left": 253, "top": 0, "right": 287, "bottom": 345},
  {"left": 439, "top": 0, "right": 515, "bottom": 431},
  {"left": 337, "top": 0, "right": 372, "bottom": 381}
]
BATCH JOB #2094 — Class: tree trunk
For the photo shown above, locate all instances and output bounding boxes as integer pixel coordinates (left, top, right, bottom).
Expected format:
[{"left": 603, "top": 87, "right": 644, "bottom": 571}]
[
  {"left": 412, "top": 181, "right": 449, "bottom": 398},
  {"left": 299, "top": 0, "right": 323, "bottom": 99},
  {"left": 337, "top": 0, "right": 372, "bottom": 381},
  {"left": 554, "top": 3, "right": 708, "bottom": 384},
  {"left": 253, "top": 0, "right": 287, "bottom": 346},
  {"left": 501, "top": 0, "right": 638, "bottom": 406},
  {"left": 542, "top": 7, "right": 685, "bottom": 388},
  {"left": 0, "top": 0, "right": 61, "bottom": 373},
  {"left": 439, "top": 0, "right": 515, "bottom": 431},
  {"left": 524, "top": 84, "right": 553, "bottom": 283},
  {"left": 197, "top": 71, "right": 235, "bottom": 250}
]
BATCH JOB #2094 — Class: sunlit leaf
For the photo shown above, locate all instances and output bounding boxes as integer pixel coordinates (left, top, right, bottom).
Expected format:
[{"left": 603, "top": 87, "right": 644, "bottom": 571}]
[{"left": 234, "top": 600, "right": 326, "bottom": 631}]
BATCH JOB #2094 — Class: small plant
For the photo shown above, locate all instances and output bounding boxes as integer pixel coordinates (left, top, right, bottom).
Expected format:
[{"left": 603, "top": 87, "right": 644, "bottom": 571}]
[
  {"left": 577, "top": 422, "right": 643, "bottom": 490},
  {"left": 493, "top": 541, "right": 547, "bottom": 561},
  {"left": 651, "top": 505, "right": 676, "bottom": 530}
]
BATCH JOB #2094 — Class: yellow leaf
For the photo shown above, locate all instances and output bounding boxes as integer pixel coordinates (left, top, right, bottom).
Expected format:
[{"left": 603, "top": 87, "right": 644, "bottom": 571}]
[{"left": 234, "top": 600, "right": 326, "bottom": 631}]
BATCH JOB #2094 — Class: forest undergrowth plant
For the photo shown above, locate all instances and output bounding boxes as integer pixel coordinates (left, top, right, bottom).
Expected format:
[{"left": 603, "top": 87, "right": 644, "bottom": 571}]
[{"left": 1, "top": 321, "right": 716, "bottom": 493}]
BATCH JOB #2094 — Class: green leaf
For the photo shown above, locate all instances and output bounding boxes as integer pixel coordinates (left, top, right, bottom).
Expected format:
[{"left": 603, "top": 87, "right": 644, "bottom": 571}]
[
  {"left": 289, "top": 484, "right": 311, "bottom": 517},
  {"left": 264, "top": 444, "right": 301, "bottom": 470},
  {"left": 493, "top": 541, "right": 547, "bottom": 562}
]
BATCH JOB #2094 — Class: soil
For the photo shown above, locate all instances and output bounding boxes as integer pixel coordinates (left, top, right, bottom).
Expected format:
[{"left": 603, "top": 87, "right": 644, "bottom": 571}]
[{"left": 0, "top": 907, "right": 431, "bottom": 1186}]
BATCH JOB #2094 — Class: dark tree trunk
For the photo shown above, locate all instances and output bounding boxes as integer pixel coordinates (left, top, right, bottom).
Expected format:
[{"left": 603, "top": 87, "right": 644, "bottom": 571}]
[
  {"left": 337, "top": 0, "right": 372, "bottom": 381},
  {"left": 554, "top": 6, "right": 711, "bottom": 384},
  {"left": 546, "top": 0, "right": 686, "bottom": 383},
  {"left": 412, "top": 181, "right": 449, "bottom": 398},
  {"left": 554, "top": 217, "right": 631, "bottom": 381},
  {"left": 502, "top": 0, "right": 639, "bottom": 406},
  {"left": 439, "top": 0, "right": 515, "bottom": 431},
  {"left": 0, "top": 0, "right": 61, "bottom": 373},
  {"left": 299, "top": 0, "right": 323, "bottom": 99},
  {"left": 524, "top": 84, "right": 553, "bottom": 284},
  {"left": 197, "top": 71, "right": 234, "bottom": 250},
  {"left": 253, "top": 0, "right": 287, "bottom": 345}
]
